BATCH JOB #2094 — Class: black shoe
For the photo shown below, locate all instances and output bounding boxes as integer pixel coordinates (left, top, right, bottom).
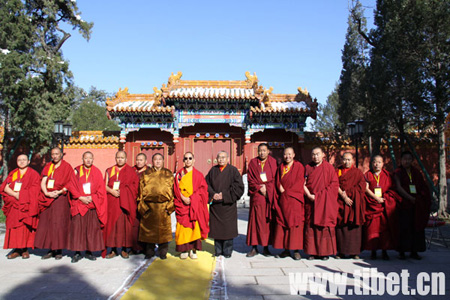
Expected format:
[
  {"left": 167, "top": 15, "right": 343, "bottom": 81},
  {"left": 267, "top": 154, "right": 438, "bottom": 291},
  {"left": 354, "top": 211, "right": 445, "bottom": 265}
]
[
  {"left": 307, "top": 256, "right": 315, "bottom": 260},
  {"left": 160, "top": 254, "right": 167, "bottom": 260},
  {"left": 71, "top": 253, "right": 82, "bottom": 263},
  {"left": 85, "top": 253, "right": 96, "bottom": 261},
  {"left": 54, "top": 250, "right": 63, "bottom": 260},
  {"left": 410, "top": 252, "right": 422, "bottom": 260},
  {"left": 224, "top": 254, "right": 231, "bottom": 258},
  {"left": 293, "top": 251, "right": 301, "bottom": 260},
  {"left": 371, "top": 251, "right": 377, "bottom": 260},
  {"left": 276, "top": 250, "right": 291, "bottom": 259},
  {"left": 351, "top": 255, "right": 360, "bottom": 260},
  {"left": 322, "top": 256, "right": 329, "bottom": 261},
  {"left": 398, "top": 252, "right": 406, "bottom": 260},
  {"left": 335, "top": 253, "right": 343, "bottom": 259},
  {"left": 214, "top": 252, "right": 222, "bottom": 257},
  {"left": 262, "top": 247, "right": 272, "bottom": 257},
  {"left": 246, "top": 248, "right": 258, "bottom": 258}
]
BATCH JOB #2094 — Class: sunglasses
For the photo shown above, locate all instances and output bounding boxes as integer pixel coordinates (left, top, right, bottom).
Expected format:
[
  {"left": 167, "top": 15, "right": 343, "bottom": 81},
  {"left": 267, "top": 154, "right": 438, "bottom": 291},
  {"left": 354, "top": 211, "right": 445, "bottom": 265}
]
[{"left": 183, "top": 157, "right": 193, "bottom": 161}]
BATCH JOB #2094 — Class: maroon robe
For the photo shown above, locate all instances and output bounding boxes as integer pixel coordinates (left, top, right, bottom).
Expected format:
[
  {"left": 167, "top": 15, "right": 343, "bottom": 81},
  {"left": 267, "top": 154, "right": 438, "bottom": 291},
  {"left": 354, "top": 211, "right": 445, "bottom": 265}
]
[
  {"left": 103, "top": 164, "right": 139, "bottom": 254},
  {"left": 394, "top": 166, "right": 431, "bottom": 253},
  {"left": 272, "top": 160, "right": 305, "bottom": 250},
  {"left": 246, "top": 155, "right": 277, "bottom": 247},
  {"left": 174, "top": 167, "right": 210, "bottom": 252},
  {"left": 131, "top": 166, "right": 147, "bottom": 252},
  {"left": 68, "top": 165, "right": 107, "bottom": 252},
  {"left": 1, "top": 167, "right": 41, "bottom": 249},
  {"left": 335, "top": 166, "right": 366, "bottom": 255},
  {"left": 304, "top": 161, "right": 339, "bottom": 256},
  {"left": 35, "top": 160, "right": 81, "bottom": 250},
  {"left": 364, "top": 169, "right": 399, "bottom": 250}
]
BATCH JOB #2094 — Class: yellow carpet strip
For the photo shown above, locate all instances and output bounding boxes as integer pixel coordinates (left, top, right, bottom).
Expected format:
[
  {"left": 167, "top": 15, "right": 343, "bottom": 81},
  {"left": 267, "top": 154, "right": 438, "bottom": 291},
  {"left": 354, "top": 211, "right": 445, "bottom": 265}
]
[{"left": 122, "top": 239, "right": 216, "bottom": 300}]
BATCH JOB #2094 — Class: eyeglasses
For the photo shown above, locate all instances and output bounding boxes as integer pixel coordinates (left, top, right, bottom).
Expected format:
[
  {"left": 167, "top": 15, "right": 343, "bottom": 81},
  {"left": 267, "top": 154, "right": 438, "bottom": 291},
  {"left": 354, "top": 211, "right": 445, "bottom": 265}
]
[{"left": 183, "top": 157, "right": 193, "bottom": 161}]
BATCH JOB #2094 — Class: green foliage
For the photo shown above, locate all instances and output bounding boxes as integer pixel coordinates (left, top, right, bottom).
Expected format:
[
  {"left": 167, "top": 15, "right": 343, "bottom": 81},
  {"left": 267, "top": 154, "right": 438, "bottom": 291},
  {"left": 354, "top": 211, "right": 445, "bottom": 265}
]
[
  {"left": 0, "top": 209, "right": 5, "bottom": 223},
  {"left": 314, "top": 84, "right": 342, "bottom": 134},
  {"left": 0, "top": 0, "right": 94, "bottom": 161},
  {"left": 71, "top": 87, "right": 120, "bottom": 131},
  {"left": 337, "top": 1, "right": 369, "bottom": 133}
]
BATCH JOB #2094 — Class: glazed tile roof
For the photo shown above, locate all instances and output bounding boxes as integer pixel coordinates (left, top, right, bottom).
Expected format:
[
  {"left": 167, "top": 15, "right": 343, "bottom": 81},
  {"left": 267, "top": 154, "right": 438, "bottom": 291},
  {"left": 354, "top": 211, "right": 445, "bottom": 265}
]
[
  {"left": 66, "top": 131, "right": 120, "bottom": 149},
  {"left": 167, "top": 87, "right": 255, "bottom": 99},
  {"left": 106, "top": 72, "right": 318, "bottom": 119}
]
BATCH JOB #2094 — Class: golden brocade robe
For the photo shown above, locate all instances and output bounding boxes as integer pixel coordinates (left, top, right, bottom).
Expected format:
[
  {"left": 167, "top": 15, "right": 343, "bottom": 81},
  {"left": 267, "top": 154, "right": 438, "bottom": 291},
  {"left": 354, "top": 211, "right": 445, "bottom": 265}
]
[{"left": 137, "top": 167, "right": 174, "bottom": 244}]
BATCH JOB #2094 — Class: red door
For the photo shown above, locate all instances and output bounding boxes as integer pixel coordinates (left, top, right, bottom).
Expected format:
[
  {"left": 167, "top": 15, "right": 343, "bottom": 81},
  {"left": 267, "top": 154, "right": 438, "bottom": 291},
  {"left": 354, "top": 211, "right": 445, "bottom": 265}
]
[
  {"left": 193, "top": 139, "right": 231, "bottom": 175},
  {"left": 141, "top": 147, "right": 165, "bottom": 167}
]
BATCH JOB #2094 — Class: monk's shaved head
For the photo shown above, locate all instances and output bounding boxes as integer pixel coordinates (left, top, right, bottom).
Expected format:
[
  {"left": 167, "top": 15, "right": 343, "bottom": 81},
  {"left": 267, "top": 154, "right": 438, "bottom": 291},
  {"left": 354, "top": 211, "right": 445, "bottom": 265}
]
[
  {"left": 342, "top": 152, "right": 354, "bottom": 159},
  {"left": 284, "top": 147, "right": 295, "bottom": 154},
  {"left": 116, "top": 151, "right": 127, "bottom": 159},
  {"left": 17, "top": 153, "right": 29, "bottom": 161},
  {"left": 83, "top": 151, "right": 94, "bottom": 159},
  {"left": 51, "top": 147, "right": 62, "bottom": 154},
  {"left": 311, "top": 146, "right": 324, "bottom": 153}
]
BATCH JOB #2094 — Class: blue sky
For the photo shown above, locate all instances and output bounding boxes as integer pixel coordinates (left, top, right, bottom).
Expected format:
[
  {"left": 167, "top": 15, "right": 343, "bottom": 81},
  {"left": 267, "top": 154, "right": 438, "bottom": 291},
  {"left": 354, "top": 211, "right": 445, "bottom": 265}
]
[{"left": 63, "top": 0, "right": 375, "bottom": 111}]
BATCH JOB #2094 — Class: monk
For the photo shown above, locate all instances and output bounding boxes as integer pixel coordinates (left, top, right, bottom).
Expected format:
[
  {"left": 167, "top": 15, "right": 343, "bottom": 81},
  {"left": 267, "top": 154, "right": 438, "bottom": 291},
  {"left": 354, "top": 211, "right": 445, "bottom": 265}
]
[
  {"left": 174, "top": 152, "right": 209, "bottom": 259},
  {"left": 1, "top": 154, "right": 40, "bottom": 259},
  {"left": 335, "top": 152, "right": 365, "bottom": 259},
  {"left": 131, "top": 153, "right": 148, "bottom": 254},
  {"left": 35, "top": 147, "right": 85, "bottom": 260},
  {"left": 68, "top": 151, "right": 107, "bottom": 263},
  {"left": 138, "top": 153, "right": 174, "bottom": 260},
  {"left": 104, "top": 151, "right": 139, "bottom": 259},
  {"left": 394, "top": 151, "right": 431, "bottom": 260},
  {"left": 246, "top": 143, "right": 277, "bottom": 257},
  {"left": 304, "top": 147, "right": 339, "bottom": 260},
  {"left": 205, "top": 151, "right": 244, "bottom": 258},
  {"left": 364, "top": 155, "right": 400, "bottom": 260},
  {"left": 272, "top": 147, "right": 305, "bottom": 260}
]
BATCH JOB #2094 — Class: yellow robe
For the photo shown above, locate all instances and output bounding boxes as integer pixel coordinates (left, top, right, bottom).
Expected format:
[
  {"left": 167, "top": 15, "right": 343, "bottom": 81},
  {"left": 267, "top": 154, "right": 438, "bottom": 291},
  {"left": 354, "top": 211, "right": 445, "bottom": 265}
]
[
  {"left": 175, "top": 170, "right": 202, "bottom": 245},
  {"left": 137, "top": 167, "right": 174, "bottom": 244}
]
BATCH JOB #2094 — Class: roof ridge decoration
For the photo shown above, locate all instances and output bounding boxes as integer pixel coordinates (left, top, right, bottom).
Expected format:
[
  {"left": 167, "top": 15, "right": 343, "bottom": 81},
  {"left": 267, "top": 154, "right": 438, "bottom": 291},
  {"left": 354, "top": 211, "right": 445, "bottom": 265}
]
[
  {"left": 153, "top": 86, "right": 162, "bottom": 106},
  {"left": 245, "top": 71, "right": 258, "bottom": 89},
  {"left": 262, "top": 87, "right": 274, "bottom": 108},
  {"left": 168, "top": 71, "right": 183, "bottom": 87}
]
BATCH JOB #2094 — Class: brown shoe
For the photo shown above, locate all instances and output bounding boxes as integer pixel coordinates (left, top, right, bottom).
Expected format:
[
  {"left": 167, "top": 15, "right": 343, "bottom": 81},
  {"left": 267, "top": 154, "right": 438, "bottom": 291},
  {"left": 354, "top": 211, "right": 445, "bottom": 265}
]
[
  {"left": 7, "top": 251, "right": 21, "bottom": 259},
  {"left": 22, "top": 250, "right": 30, "bottom": 259},
  {"left": 41, "top": 251, "right": 54, "bottom": 260},
  {"left": 121, "top": 251, "right": 129, "bottom": 259},
  {"left": 106, "top": 251, "right": 117, "bottom": 259},
  {"left": 293, "top": 252, "right": 302, "bottom": 260},
  {"left": 246, "top": 248, "right": 258, "bottom": 258}
]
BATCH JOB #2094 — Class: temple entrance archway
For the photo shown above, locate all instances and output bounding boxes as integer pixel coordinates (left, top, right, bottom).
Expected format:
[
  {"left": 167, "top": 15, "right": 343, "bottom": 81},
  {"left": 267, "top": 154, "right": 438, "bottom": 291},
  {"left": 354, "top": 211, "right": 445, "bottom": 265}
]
[{"left": 193, "top": 139, "right": 231, "bottom": 175}]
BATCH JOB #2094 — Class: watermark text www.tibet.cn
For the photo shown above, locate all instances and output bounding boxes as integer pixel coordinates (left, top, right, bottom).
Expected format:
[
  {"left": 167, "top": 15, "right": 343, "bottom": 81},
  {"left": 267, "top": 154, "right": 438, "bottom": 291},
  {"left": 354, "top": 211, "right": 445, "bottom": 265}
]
[{"left": 289, "top": 268, "right": 445, "bottom": 296}]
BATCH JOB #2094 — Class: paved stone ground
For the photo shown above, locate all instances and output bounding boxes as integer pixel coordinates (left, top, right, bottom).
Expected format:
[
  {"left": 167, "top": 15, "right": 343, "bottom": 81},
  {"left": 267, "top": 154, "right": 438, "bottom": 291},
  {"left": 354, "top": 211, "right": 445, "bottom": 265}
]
[
  {"left": 1, "top": 209, "right": 450, "bottom": 299},
  {"left": 219, "top": 209, "right": 450, "bottom": 300}
]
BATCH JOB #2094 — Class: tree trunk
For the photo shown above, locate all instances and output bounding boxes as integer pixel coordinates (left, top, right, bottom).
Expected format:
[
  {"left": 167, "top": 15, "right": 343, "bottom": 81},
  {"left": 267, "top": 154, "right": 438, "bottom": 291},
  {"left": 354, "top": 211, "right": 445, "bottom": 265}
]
[
  {"left": 1, "top": 113, "right": 9, "bottom": 182},
  {"left": 437, "top": 115, "right": 448, "bottom": 218}
]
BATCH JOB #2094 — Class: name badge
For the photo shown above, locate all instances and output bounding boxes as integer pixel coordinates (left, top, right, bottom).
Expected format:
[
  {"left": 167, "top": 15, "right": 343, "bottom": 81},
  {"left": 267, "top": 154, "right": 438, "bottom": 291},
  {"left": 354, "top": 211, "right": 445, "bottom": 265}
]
[
  {"left": 374, "top": 187, "right": 382, "bottom": 198},
  {"left": 83, "top": 182, "right": 91, "bottom": 195},
  {"left": 113, "top": 181, "right": 120, "bottom": 190},
  {"left": 47, "top": 179, "right": 55, "bottom": 189},
  {"left": 409, "top": 185, "right": 417, "bottom": 194},
  {"left": 260, "top": 172, "right": 268, "bottom": 182},
  {"left": 13, "top": 182, "right": 22, "bottom": 192}
]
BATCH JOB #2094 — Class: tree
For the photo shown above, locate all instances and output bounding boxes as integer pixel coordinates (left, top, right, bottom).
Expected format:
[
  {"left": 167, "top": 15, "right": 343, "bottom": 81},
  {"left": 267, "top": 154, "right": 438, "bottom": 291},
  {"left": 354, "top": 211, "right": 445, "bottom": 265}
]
[
  {"left": 71, "top": 87, "right": 120, "bottom": 131},
  {"left": 350, "top": 0, "right": 450, "bottom": 216},
  {"left": 337, "top": 0, "right": 369, "bottom": 133},
  {"left": 314, "top": 84, "right": 342, "bottom": 135},
  {"left": 0, "top": 0, "right": 93, "bottom": 178}
]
